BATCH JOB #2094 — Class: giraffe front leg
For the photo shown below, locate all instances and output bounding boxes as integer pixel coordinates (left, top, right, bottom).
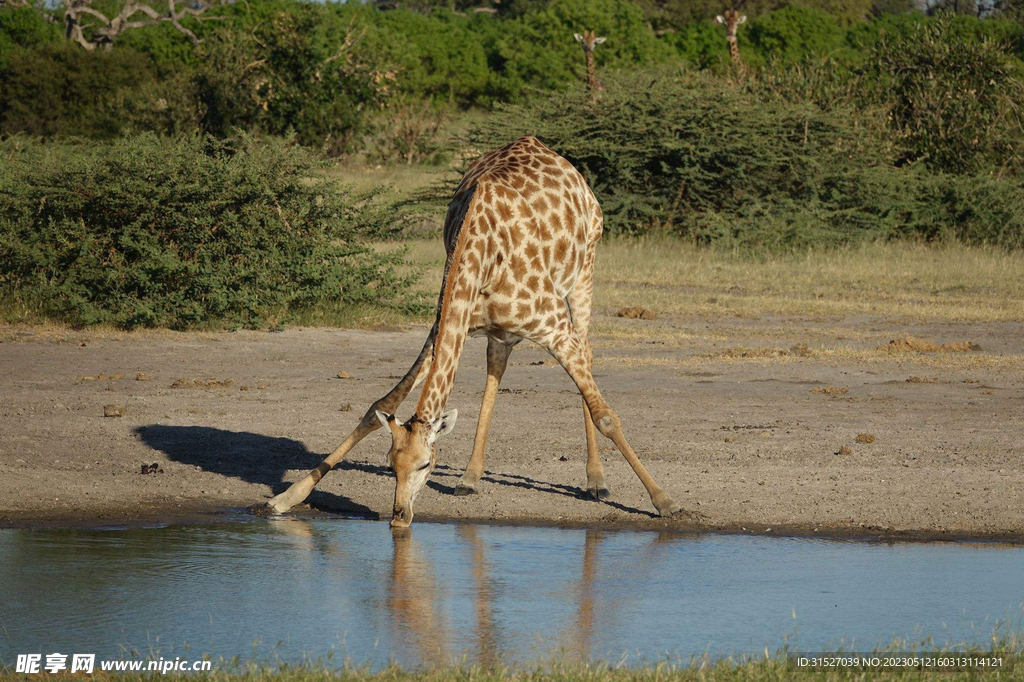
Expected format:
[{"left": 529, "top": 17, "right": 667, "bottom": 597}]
[
  {"left": 455, "top": 337, "right": 512, "bottom": 496},
  {"left": 260, "top": 329, "right": 435, "bottom": 514}
]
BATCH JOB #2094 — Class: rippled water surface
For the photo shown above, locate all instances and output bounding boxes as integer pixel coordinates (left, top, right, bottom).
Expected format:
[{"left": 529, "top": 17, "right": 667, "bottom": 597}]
[{"left": 2, "top": 519, "right": 1022, "bottom": 667}]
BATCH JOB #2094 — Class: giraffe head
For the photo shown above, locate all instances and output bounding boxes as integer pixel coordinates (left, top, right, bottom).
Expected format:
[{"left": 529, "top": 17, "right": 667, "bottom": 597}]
[
  {"left": 716, "top": 9, "right": 746, "bottom": 37},
  {"left": 376, "top": 409, "right": 458, "bottom": 527},
  {"left": 573, "top": 29, "right": 606, "bottom": 53}
]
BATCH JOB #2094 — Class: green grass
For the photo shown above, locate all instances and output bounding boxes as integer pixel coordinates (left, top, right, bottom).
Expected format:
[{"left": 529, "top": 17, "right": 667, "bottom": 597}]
[{"left": 2, "top": 647, "right": 1022, "bottom": 681}]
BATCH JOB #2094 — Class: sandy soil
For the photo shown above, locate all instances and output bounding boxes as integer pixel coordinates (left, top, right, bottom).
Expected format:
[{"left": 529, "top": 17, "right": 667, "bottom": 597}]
[{"left": 1, "top": 313, "right": 1022, "bottom": 541}]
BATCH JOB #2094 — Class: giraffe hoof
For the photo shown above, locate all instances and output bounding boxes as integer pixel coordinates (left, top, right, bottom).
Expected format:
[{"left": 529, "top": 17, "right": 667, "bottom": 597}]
[
  {"left": 654, "top": 497, "right": 682, "bottom": 518},
  {"left": 586, "top": 486, "right": 611, "bottom": 501},
  {"left": 454, "top": 484, "right": 478, "bottom": 496}
]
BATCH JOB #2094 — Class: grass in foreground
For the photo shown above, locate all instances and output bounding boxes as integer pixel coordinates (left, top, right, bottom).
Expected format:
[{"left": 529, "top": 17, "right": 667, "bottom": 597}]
[{"left": 2, "top": 649, "right": 1022, "bottom": 681}]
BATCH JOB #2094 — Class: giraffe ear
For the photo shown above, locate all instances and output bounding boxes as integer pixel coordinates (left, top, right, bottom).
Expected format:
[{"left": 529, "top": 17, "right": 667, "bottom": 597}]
[
  {"left": 427, "top": 409, "right": 458, "bottom": 444},
  {"left": 737, "top": 15, "right": 747, "bottom": 24},
  {"left": 574, "top": 33, "right": 584, "bottom": 43},
  {"left": 716, "top": 14, "right": 725, "bottom": 23},
  {"left": 376, "top": 410, "right": 401, "bottom": 438},
  {"left": 594, "top": 36, "right": 606, "bottom": 44}
]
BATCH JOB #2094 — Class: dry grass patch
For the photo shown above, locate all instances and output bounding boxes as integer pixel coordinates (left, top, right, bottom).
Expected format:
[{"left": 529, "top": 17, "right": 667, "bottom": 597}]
[
  {"left": 879, "top": 336, "right": 981, "bottom": 352},
  {"left": 594, "top": 238, "right": 1024, "bottom": 322}
]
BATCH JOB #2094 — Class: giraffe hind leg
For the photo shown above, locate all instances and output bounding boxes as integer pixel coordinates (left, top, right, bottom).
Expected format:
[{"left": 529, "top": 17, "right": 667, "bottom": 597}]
[
  {"left": 582, "top": 398, "right": 610, "bottom": 501},
  {"left": 533, "top": 317, "right": 683, "bottom": 518},
  {"left": 566, "top": 248, "right": 609, "bottom": 501}
]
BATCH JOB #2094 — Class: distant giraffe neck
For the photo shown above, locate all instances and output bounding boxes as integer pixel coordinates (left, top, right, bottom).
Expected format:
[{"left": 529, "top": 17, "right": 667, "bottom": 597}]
[
  {"left": 585, "top": 49, "right": 597, "bottom": 94},
  {"left": 727, "top": 32, "right": 741, "bottom": 64}
]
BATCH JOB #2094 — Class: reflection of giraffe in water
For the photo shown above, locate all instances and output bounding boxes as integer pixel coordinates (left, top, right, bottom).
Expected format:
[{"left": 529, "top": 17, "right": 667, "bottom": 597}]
[
  {"left": 385, "top": 526, "right": 684, "bottom": 666},
  {"left": 389, "top": 531, "right": 449, "bottom": 666},
  {"left": 456, "top": 525, "right": 498, "bottom": 666},
  {"left": 573, "top": 529, "right": 603, "bottom": 661}
]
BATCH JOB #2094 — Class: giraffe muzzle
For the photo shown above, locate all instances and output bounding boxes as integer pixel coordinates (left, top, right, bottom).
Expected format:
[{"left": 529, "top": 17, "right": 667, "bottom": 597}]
[{"left": 390, "top": 505, "right": 413, "bottom": 528}]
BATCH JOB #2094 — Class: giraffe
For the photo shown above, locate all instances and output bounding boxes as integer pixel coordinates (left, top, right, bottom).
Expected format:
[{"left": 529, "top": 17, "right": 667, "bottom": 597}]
[
  {"left": 261, "top": 136, "right": 686, "bottom": 527},
  {"left": 573, "top": 30, "right": 606, "bottom": 102},
  {"left": 715, "top": 9, "right": 747, "bottom": 68}
]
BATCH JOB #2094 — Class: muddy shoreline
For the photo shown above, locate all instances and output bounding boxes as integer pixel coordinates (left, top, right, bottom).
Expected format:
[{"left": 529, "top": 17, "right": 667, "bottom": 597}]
[
  {"left": 4, "top": 504, "right": 1024, "bottom": 546},
  {"left": 2, "top": 320, "right": 1022, "bottom": 543}
]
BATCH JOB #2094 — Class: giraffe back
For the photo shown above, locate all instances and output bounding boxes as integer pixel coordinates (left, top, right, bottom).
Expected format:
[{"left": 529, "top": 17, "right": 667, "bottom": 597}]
[{"left": 441, "top": 137, "right": 600, "bottom": 329}]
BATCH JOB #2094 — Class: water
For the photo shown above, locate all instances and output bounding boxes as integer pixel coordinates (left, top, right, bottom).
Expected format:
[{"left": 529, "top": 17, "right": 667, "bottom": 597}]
[{"left": 1, "top": 519, "right": 1021, "bottom": 668}]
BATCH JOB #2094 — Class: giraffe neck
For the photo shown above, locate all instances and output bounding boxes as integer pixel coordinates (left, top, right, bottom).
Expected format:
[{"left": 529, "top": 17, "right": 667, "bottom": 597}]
[
  {"left": 585, "top": 49, "right": 597, "bottom": 92},
  {"left": 413, "top": 230, "right": 476, "bottom": 424},
  {"left": 727, "top": 32, "right": 742, "bottom": 64}
]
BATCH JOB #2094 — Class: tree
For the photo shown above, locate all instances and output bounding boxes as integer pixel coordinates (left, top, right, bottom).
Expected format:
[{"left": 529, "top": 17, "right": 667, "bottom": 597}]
[{"left": 3, "top": 0, "right": 223, "bottom": 50}]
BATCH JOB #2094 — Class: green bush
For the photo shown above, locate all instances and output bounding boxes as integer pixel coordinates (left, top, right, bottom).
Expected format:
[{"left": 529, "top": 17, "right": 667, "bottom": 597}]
[
  {"left": 486, "top": 0, "right": 671, "bottom": 102},
  {"left": 0, "top": 44, "right": 159, "bottom": 138},
  {"left": 195, "top": 6, "right": 392, "bottom": 156},
  {"left": 361, "top": 8, "right": 493, "bottom": 106},
  {"left": 467, "top": 68, "right": 888, "bottom": 236},
  {"left": 869, "top": 15, "right": 1024, "bottom": 174},
  {"left": 746, "top": 6, "right": 847, "bottom": 63},
  {"left": 0, "top": 6, "right": 61, "bottom": 57},
  {"left": 463, "top": 67, "right": 1024, "bottom": 249},
  {"left": 663, "top": 21, "right": 731, "bottom": 68},
  {"left": 0, "top": 135, "right": 420, "bottom": 329}
]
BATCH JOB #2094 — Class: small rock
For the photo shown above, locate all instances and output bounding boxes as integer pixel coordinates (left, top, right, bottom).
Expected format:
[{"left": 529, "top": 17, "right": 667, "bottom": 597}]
[
  {"left": 836, "top": 445, "right": 853, "bottom": 456},
  {"left": 855, "top": 433, "right": 876, "bottom": 444},
  {"left": 558, "top": 455, "right": 569, "bottom": 462},
  {"left": 339, "top": 403, "right": 352, "bottom": 412},
  {"left": 136, "top": 372, "right": 151, "bottom": 381},
  {"left": 724, "top": 437, "right": 734, "bottom": 443},
  {"left": 103, "top": 404, "right": 127, "bottom": 418},
  {"left": 337, "top": 371, "right": 351, "bottom": 379},
  {"left": 140, "top": 462, "right": 164, "bottom": 475}
]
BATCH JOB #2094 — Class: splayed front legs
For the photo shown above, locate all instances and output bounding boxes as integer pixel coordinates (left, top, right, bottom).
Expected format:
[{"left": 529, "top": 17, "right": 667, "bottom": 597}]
[
  {"left": 455, "top": 338, "right": 512, "bottom": 495},
  {"left": 262, "top": 332, "right": 435, "bottom": 514}
]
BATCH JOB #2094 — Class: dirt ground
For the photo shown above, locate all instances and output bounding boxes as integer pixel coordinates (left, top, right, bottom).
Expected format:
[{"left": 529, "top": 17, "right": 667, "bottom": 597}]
[{"left": 1, "top": 312, "right": 1022, "bottom": 542}]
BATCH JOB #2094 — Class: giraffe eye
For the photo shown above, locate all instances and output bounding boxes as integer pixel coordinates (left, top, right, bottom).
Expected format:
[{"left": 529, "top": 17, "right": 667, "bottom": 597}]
[{"left": 417, "top": 461, "right": 431, "bottom": 472}]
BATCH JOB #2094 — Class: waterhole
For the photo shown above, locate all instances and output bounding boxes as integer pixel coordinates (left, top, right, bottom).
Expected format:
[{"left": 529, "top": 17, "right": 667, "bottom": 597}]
[{"left": 1, "top": 519, "right": 1021, "bottom": 667}]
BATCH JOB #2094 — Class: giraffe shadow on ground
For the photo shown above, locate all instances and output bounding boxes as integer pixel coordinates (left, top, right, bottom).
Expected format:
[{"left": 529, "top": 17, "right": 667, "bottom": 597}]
[
  {"left": 134, "top": 425, "right": 654, "bottom": 519},
  {"left": 134, "top": 424, "right": 378, "bottom": 518},
  {"left": 338, "top": 461, "right": 655, "bottom": 518}
]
